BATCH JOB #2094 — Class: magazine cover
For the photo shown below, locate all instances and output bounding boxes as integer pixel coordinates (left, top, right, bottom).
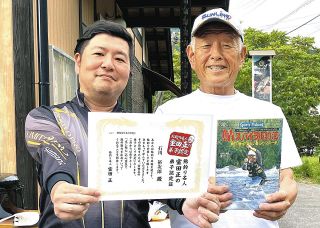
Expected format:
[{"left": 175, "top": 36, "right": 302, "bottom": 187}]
[{"left": 216, "top": 118, "right": 283, "bottom": 210}]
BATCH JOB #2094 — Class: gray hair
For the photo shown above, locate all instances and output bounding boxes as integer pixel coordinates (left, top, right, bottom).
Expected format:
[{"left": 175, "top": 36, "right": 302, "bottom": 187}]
[{"left": 190, "top": 35, "right": 243, "bottom": 53}]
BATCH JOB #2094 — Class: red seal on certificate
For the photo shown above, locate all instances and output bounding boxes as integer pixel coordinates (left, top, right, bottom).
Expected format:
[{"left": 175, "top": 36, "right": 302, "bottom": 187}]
[{"left": 167, "top": 132, "right": 194, "bottom": 157}]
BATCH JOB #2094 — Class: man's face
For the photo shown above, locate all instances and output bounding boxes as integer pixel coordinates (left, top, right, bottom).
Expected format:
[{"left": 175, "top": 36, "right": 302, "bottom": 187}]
[
  {"left": 248, "top": 155, "right": 256, "bottom": 163},
  {"left": 187, "top": 31, "right": 246, "bottom": 95},
  {"left": 75, "top": 33, "right": 130, "bottom": 100}
]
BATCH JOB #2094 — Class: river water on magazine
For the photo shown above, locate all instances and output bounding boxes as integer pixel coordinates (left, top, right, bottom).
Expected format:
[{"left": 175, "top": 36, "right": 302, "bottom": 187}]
[{"left": 216, "top": 167, "right": 279, "bottom": 210}]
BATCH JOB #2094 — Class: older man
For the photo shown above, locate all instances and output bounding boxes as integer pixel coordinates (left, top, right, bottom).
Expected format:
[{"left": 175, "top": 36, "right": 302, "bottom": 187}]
[
  {"left": 156, "top": 8, "right": 302, "bottom": 228},
  {"left": 25, "top": 20, "right": 220, "bottom": 228}
]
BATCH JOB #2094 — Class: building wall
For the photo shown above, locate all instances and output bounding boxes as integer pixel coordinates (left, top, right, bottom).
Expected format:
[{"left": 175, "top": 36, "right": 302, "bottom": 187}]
[
  {"left": 130, "top": 58, "right": 145, "bottom": 113},
  {"left": 135, "top": 37, "right": 143, "bottom": 64},
  {"left": 82, "top": 0, "right": 94, "bottom": 26},
  {"left": 121, "top": 29, "right": 145, "bottom": 113},
  {"left": 0, "top": 0, "right": 146, "bottom": 174},
  {"left": 32, "top": 0, "right": 94, "bottom": 107},
  {"left": 13, "top": 0, "right": 37, "bottom": 208},
  {"left": 0, "top": 0, "right": 16, "bottom": 174},
  {"left": 0, "top": 0, "right": 146, "bottom": 209},
  {"left": 47, "top": 0, "right": 79, "bottom": 57},
  {"left": 32, "top": 0, "right": 39, "bottom": 106},
  {"left": 132, "top": 31, "right": 145, "bottom": 113}
]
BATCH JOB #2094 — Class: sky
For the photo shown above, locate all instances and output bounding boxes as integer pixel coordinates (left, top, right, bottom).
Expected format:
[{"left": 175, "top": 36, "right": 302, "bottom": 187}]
[{"left": 229, "top": 0, "right": 320, "bottom": 47}]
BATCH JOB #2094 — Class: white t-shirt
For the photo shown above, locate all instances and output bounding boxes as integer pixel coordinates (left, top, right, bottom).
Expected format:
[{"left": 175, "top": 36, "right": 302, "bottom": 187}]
[{"left": 156, "top": 89, "right": 302, "bottom": 228}]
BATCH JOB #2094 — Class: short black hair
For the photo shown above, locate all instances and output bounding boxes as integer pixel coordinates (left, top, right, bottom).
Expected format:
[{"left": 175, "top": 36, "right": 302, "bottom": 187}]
[{"left": 74, "top": 20, "right": 133, "bottom": 66}]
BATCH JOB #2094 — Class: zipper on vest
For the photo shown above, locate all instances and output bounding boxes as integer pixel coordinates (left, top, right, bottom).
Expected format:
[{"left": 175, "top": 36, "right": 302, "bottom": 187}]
[
  {"left": 74, "top": 159, "right": 86, "bottom": 228},
  {"left": 121, "top": 200, "right": 124, "bottom": 228},
  {"left": 101, "top": 201, "right": 105, "bottom": 228}
]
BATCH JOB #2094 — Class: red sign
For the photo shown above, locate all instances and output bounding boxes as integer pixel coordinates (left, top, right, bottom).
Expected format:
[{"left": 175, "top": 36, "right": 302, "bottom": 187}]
[{"left": 167, "top": 132, "right": 194, "bottom": 157}]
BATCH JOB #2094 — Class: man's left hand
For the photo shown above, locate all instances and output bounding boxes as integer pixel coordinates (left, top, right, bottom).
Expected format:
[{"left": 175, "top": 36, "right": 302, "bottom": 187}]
[
  {"left": 182, "top": 192, "right": 220, "bottom": 228},
  {"left": 254, "top": 168, "right": 297, "bottom": 221},
  {"left": 254, "top": 190, "right": 290, "bottom": 220}
]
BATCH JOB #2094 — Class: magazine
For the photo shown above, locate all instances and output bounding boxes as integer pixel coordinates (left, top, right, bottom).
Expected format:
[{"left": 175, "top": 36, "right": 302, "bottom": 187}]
[{"left": 216, "top": 118, "right": 283, "bottom": 210}]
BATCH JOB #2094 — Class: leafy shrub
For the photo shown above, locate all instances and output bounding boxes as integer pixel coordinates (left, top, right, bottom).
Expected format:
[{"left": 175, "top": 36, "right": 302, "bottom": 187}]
[{"left": 293, "top": 156, "right": 320, "bottom": 184}]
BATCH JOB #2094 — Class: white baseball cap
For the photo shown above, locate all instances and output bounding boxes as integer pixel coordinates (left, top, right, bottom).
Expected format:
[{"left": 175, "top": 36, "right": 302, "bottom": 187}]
[
  {"left": 247, "top": 150, "right": 256, "bottom": 156},
  {"left": 191, "top": 8, "right": 244, "bottom": 41}
]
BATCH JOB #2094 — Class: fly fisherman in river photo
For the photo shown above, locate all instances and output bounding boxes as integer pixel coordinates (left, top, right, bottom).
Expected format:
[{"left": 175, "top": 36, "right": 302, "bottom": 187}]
[{"left": 242, "top": 149, "right": 267, "bottom": 186}]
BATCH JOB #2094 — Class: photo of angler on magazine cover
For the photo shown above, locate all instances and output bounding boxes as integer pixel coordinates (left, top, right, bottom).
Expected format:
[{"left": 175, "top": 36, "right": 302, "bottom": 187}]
[{"left": 216, "top": 118, "right": 283, "bottom": 210}]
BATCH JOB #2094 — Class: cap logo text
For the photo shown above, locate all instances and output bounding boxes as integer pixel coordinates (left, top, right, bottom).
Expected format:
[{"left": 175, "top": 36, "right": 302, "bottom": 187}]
[{"left": 202, "top": 11, "right": 231, "bottom": 21}]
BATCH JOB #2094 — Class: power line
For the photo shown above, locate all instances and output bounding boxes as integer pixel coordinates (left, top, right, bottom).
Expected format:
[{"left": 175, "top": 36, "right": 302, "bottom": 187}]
[
  {"left": 238, "top": 0, "right": 266, "bottom": 18},
  {"left": 259, "top": 12, "right": 320, "bottom": 30},
  {"left": 269, "top": 20, "right": 319, "bottom": 32},
  {"left": 247, "top": 0, "right": 266, "bottom": 13},
  {"left": 266, "top": 0, "right": 316, "bottom": 29},
  {"left": 285, "top": 13, "right": 320, "bottom": 35}
]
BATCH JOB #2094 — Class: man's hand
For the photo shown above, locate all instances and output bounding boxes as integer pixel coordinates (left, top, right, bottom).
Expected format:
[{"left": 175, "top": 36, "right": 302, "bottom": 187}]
[
  {"left": 182, "top": 178, "right": 233, "bottom": 228},
  {"left": 254, "top": 190, "right": 290, "bottom": 220},
  {"left": 207, "top": 183, "right": 232, "bottom": 210},
  {"left": 50, "top": 181, "right": 101, "bottom": 221},
  {"left": 182, "top": 192, "right": 220, "bottom": 228},
  {"left": 254, "top": 168, "right": 297, "bottom": 220}
]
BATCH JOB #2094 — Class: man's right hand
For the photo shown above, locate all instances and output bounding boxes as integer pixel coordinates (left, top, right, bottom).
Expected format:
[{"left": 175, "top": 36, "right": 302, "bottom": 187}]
[
  {"left": 50, "top": 181, "right": 101, "bottom": 221},
  {"left": 207, "top": 178, "right": 232, "bottom": 210}
]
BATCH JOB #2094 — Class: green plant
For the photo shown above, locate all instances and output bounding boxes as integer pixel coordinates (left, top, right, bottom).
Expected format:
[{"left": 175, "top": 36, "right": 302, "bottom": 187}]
[
  {"left": 314, "top": 146, "right": 320, "bottom": 156},
  {"left": 293, "top": 156, "right": 320, "bottom": 184}
]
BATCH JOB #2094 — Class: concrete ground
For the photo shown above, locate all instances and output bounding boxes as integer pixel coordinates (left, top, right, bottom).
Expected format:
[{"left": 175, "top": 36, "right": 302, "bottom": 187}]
[{"left": 278, "top": 182, "right": 320, "bottom": 228}]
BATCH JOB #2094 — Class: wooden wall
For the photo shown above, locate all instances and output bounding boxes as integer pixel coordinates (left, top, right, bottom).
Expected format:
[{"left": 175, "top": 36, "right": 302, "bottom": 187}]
[
  {"left": 13, "top": 0, "right": 37, "bottom": 209},
  {"left": 1, "top": 0, "right": 144, "bottom": 207},
  {"left": 47, "top": 0, "right": 79, "bottom": 57},
  {"left": 82, "top": 0, "right": 94, "bottom": 26},
  {"left": 0, "top": 0, "right": 16, "bottom": 174},
  {"left": 135, "top": 37, "right": 143, "bottom": 64},
  {"left": 0, "top": 0, "right": 140, "bottom": 175},
  {"left": 0, "top": 0, "right": 96, "bottom": 208},
  {"left": 32, "top": 0, "right": 39, "bottom": 107}
]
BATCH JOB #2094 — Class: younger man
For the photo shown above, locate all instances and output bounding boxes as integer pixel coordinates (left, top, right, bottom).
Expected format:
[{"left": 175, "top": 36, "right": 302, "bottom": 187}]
[{"left": 25, "top": 20, "right": 220, "bottom": 228}]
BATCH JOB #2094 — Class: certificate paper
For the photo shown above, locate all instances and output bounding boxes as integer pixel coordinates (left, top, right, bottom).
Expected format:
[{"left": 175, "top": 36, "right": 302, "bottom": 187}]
[{"left": 88, "top": 113, "right": 213, "bottom": 200}]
